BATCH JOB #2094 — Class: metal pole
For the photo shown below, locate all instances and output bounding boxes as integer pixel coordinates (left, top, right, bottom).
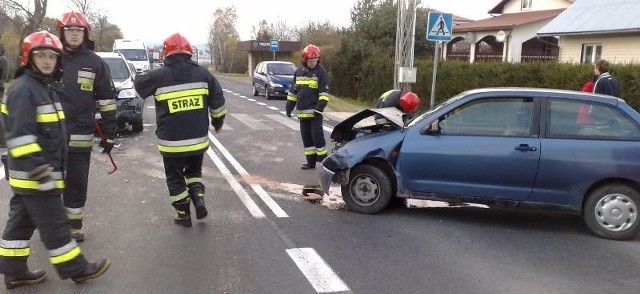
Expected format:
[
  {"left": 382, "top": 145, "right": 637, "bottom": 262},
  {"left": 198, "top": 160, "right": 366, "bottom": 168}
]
[
  {"left": 273, "top": 51, "right": 276, "bottom": 61},
  {"left": 430, "top": 41, "right": 440, "bottom": 107}
]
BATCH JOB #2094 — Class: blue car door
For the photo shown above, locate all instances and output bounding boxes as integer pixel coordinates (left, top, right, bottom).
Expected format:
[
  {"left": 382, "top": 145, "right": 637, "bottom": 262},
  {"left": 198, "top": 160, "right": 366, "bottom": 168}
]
[{"left": 398, "top": 96, "right": 541, "bottom": 201}]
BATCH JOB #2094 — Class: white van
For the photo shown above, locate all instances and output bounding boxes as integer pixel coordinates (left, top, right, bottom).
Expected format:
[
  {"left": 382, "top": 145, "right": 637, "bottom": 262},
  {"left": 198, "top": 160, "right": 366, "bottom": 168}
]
[{"left": 112, "top": 39, "right": 149, "bottom": 74}]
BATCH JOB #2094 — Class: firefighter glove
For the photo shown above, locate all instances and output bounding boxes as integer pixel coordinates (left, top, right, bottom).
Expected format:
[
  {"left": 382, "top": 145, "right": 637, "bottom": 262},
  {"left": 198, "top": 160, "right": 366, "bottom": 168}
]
[
  {"left": 27, "top": 164, "right": 53, "bottom": 183},
  {"left": 211, "top": 120, "right": 223, "bottom": 133},
  {"left": 100, "top": 138, "right": 115, "bottom": 154}
]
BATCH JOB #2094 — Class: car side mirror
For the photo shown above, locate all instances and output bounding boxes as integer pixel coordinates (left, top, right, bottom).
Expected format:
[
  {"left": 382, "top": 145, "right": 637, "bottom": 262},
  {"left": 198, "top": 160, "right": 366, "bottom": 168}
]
[{"left": 423, "top": 120, "right": 441, "bottom": 135}]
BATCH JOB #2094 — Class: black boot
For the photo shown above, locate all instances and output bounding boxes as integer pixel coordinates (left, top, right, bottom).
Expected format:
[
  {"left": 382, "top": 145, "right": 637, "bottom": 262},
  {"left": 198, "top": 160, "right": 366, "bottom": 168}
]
[
  {"left": 71, "top": 259, "right": 111, "bottom": 284},
  {"left": 171, "top": 199, "right": 192, "bottom": 227},
  {"left": 301, "top": 163, "right": 316, "bottom": 169},
  {"left": 4, "top": 269, "right": 47, "bottom": 289},
  {"left": 189, "top": 192, "right": 208, "bottom": 220}
]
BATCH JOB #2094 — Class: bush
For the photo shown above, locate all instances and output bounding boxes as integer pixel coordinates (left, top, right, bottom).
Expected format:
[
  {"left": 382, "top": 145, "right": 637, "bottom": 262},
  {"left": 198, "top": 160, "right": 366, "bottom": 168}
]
[{"left": 329, "top": 55, "right": 640, "bottom": 111}]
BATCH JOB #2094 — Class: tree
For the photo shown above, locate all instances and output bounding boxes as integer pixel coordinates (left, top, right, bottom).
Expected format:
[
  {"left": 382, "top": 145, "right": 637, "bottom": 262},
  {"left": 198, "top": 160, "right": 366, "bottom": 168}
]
[
  {"left": 269, "top": 19, "right": 297, "bottom": 41},
  {"left": 209, "top": 6, "right": 239, "bottom": 72},
  {"left": 251, "top": 19, "right": 271, "bottom": 41},
  {"left": 66, "top": 0, "right": 123, "bottom": 51}
]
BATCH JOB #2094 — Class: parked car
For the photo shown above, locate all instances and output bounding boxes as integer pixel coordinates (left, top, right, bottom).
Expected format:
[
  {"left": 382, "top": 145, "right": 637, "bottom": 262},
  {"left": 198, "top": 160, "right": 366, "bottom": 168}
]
[
  {"left": 95, "top": 52, "right": 145, "bottom": 132},
  {"left": 252, "top": 61, "right": 296, "bottom": 100},
  {"left": 319, "top": 88, "right": 640, "bottom": 240}
]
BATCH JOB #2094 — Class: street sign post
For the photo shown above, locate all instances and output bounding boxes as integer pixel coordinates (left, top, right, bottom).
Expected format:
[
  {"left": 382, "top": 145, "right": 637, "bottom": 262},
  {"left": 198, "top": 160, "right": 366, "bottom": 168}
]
[
  {"left": 270, "top": 39, "right": 279, "bottom": 60},
  {"left": 426, "top": 12, "right": 453, "bottom": 106}
]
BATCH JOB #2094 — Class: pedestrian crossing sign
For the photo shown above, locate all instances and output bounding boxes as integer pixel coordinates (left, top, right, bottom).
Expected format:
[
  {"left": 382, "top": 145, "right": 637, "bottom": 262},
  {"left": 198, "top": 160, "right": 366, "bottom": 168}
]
[{"left": 427, "top": 12, "right": 453, "bottom": 42}]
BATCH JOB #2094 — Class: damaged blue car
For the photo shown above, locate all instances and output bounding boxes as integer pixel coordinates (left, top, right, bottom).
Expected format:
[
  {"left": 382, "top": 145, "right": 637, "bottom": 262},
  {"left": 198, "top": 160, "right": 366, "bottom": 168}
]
[{"left": 319, "top": 88, "right": 640, "bottom": 240}]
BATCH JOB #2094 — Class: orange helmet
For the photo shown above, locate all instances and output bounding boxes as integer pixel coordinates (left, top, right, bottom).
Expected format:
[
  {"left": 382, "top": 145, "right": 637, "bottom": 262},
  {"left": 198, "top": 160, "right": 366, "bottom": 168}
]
[
  {"left": 57, "top": 11, "right": 91, "bottom": 33},
  {"left": 20, "top": 31, "right": 63, "bottom": 65},
  {"left": 163, "top": 33, "right": 192, "bottom": 58},
  {"left": 399, "top": 91, "right": 420, "bottom": 113},
  {"left": 302, "top": 44, "right": 320, "bottom": 61}
]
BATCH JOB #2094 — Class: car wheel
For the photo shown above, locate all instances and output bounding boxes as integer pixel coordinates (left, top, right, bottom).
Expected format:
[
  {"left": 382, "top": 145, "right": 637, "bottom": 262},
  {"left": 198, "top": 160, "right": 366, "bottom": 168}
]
[
  {"left": 132, "top": 116, "right": 144, "bottom": 132},
  {"left": 252, "top": 83, "right": 259, "bottom": 96},
  {"left": 341, "top": 164, "right": 392, "bottom": 214},
  {"left": 265, "top": 86, "right": 272, "bottom": 100},
  {"left": 583, "top": 184, "right": 640, "bottom": 240}
]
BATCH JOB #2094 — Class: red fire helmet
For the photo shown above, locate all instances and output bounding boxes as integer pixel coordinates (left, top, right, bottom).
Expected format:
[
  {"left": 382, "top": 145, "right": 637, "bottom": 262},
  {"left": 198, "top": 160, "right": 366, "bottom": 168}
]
[
  {"left": 302, "top": 44, "right": 320, "bottom": 61},
  {"left": 399, "top": 91, "right": 420, "bottom": 113},
  {"left": 20, "top": 31, "right": 63, "bottom": 65},
  {"left": 163, "top": 33, "right": 192, "bottom": 58}
]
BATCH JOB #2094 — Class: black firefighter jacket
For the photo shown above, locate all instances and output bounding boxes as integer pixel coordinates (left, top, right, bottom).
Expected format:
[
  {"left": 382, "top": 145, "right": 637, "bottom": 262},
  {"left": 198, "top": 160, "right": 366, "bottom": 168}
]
[
  {"left": 134, "top": 55, "right": 227, "bottom": 158},
  {"left": 286, "top": 64, "right": 330, "bottom": 119},
  {"left": 59, "top": 43, "right": 117, "bottom": 152},
  {"left": 1, "top": 68, "right": 68, "bottom": 195}
]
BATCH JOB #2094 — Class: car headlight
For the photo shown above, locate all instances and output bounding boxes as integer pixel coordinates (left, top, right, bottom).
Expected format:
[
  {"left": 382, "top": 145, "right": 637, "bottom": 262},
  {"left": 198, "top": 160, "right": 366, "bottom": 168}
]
[
  {"left": 118, "top": 88, "right": 137, "bottom": 99},
  {"left": 269, "top": 81, "right": 284, "bottom": 88}
]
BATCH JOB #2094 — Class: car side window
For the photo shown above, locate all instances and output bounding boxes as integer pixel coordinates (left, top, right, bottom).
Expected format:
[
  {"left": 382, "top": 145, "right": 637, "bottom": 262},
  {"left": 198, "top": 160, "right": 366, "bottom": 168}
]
[
  {"left": 439, "top": 97, "right": 533, "bottom": 137},
  {"left": 548, "top": 99, "right": 640, "bottom": 140}
]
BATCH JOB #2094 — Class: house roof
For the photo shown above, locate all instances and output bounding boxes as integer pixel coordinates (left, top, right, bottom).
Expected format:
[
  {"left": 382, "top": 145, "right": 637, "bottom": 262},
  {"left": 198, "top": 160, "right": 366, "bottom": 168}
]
[
  {"left": 424, "top": 8, "right": 474, "bottom": 23},
  {"left": 454, "top": 9, "right": 564, "bottom": 33},
  {"left": 488, "top": 0, "right": 574, "bottom": 14},
  {"left": 538, "top": 0, "right": 640, "bottom": 36}
]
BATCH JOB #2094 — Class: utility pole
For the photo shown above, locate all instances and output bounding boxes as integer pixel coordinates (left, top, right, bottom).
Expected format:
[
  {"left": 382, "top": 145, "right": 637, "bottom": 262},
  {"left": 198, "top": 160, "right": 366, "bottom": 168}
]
[{"left": 393, "top": 0, "right": 420, "bottom": 91}]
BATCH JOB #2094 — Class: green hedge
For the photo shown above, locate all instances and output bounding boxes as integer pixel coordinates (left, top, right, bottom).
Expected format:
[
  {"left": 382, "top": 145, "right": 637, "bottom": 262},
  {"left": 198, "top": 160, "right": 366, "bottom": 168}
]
[{"left": 329, "top": 58, "right": 640, "bottom": 111}]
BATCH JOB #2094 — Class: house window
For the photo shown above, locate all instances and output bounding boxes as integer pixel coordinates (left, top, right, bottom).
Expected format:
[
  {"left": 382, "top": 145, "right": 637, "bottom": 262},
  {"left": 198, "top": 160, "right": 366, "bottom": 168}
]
[
  {"left": 581, "top": 44, "right": 602, "bottom": 64},
  {"left": 521, "top": 0, "right": 532, "bottom": 10}
]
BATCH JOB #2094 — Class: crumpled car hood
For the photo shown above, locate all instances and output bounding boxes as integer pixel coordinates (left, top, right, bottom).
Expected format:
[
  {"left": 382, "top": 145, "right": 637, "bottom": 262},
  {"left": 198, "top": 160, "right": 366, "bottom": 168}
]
[
  {"left": 331, "top": 107, "right": 406, "bottom": 143},
  {"left": 114, "top": 78, "right": 134, "bottom": 91}
]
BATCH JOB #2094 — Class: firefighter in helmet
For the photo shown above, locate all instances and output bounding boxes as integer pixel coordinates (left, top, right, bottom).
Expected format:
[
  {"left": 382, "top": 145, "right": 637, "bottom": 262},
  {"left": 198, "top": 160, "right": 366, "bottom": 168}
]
[
  {"left": 286, "top": 44, "right": 331, "bottom": 169},
  {"left": 134, "top": 33, "right": 226, "bottom": 227},
  {"left": 0, "top": 30, "right": 110, "bottom": 290},
  {"left": 56, "top": 11, "right": 117, "bottom": 242},
  {"left": 374, "top": 90, "right": 421, "bottom": 125}
]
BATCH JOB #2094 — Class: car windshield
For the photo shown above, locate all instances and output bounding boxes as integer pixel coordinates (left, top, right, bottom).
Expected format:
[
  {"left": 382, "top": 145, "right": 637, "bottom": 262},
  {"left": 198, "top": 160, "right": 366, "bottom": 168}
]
[
  {"left": 407, "top": 92, "right": 466, "bottom": 127},
  {"left": 115, "top": 49, "right": 148, "bottom": 61},
  {"left": 103, "top": 57, "right": 130, "bottom": 80},
  {"left": 267, "top": 63, "right": 296, "bottom": 75}
]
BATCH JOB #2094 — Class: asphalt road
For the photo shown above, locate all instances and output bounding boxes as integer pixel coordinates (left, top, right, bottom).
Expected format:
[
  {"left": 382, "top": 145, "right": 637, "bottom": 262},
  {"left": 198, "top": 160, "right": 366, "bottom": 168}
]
[{"left": 0, "top": 74, "right": 639, "bottom": 294}]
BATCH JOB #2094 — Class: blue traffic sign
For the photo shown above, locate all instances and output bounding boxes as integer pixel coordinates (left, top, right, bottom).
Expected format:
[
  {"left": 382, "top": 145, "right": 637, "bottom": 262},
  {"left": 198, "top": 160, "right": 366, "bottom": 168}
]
[
  {"left": 427, "top": 12, "right": 453, "bottom": 42},
  {"left": 270, "top": 39, "right": 279, "bottom": 52}
]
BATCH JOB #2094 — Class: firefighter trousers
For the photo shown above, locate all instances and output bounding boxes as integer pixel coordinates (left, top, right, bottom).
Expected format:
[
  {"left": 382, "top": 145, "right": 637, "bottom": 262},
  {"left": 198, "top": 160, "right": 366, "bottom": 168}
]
[
  {"left": 300, "top": 117, "right": 327, "bottom": 165},
  {"left": 0, "top": 194, "right": 88, "bottom": 279},
  {"left": 162, "top": 154, "right": 205, "bottom": 204},
  {"left": 63, "top": 152, "right": 91, "bottom": 229}
]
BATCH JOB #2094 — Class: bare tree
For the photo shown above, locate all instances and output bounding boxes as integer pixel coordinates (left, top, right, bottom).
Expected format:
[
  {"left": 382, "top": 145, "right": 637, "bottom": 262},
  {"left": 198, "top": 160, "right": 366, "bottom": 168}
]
[
  {"left": 250, "top": 19, "right": 271, "bottom": 41},
  {"left": 0, "top": 0, "right": 48, "bottom": 66},
  {"left": 209, "top": 6, "right": 238, "bottom": 72},
  {"left": 269, "top": 19, "right": 297, "bottom": 41}
]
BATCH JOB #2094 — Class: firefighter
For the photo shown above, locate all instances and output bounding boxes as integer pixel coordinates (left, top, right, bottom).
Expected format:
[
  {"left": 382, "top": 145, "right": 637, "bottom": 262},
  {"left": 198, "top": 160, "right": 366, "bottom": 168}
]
[
  {"left": 134, "top": 33, "right": 226, "bottom": 227},
  {"left": 286, "top": 44, "right": 331, "bottom": 169},
  {"left": 56, "top": 11, "right": 117, "bottom": 242},
  {"left": 0, "top": 31, "right": 110, "bottom": 290},
  {"left": 374, "top": 90, "right": 421, "bottom": 125}
]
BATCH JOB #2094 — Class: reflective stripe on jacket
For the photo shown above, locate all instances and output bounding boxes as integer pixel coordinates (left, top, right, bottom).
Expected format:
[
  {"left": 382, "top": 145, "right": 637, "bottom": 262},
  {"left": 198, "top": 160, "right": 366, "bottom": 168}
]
[
  {"left": 134, "top": 55, "right": 226, "bottom": 157},
  {"left": 1, "top": 68, "right": 68, "bottom": 195},
  {"left": 286, "top": 64, "right": 331, "bottom": 119},
  {"left": 59, "top": 44, "right": 117, "bottom": 152}
]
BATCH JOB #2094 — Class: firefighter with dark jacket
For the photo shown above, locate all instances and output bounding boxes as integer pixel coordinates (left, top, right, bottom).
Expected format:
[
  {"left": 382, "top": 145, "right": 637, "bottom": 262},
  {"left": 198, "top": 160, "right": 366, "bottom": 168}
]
[
  {"left": 0, "top": 31, "right": 110, "bottom": 290},
  {"left": 56, "top": 11, "right": 117, "bottom": 242},
  {"left": 374, "top": 90, "right": 421, "bottom": 125},
  {"left": 286, "top": 44, "right": 331, "bottom": 169},
  {"left": 134, "top": 33, "right": 226, "bottom": 227}
]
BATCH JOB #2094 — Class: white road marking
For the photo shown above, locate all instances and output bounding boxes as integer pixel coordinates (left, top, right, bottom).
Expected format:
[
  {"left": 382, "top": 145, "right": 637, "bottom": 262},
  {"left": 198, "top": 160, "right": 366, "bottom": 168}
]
[
  {"left": 265, "top": 114, "right": 299, "bottom": 130},
  {"left": 247, "top": 98, "right": 257, "bottom": 102},
  {"left": 223, "top": 89, "right": 232, "bottom": 93},
  {"left": 205, "top": 148, "right": 265, "bottom": 218},
  {"left": 287, "top": 248, "right": 350, "bottom": 293},
  {"left": 239, "top": 95, "right": 247, "bottom": 99},
  {"left": 209, "top": 133, "right": 288, "bottom": 218},
  {"left": 147, "top": 106, "right": 155, "bottom": 109},
  {"left": 267, "top": 106, "right": 279, "bottom": 111},
  {"left": 256, "top": 102, "right": 267, "bottom": 106},
  {"left": 232, "top": 92, "right": 240, "bottom": 96},
  {"left": 230, "top": 114, "right": 271, "bottom": 130}
]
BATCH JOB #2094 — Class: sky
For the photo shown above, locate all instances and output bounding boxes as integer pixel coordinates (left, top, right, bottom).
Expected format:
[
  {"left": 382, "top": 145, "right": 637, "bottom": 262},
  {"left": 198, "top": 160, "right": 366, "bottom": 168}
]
[{"left": 44, "top": 0, "right": 497, "bottom": 45}]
